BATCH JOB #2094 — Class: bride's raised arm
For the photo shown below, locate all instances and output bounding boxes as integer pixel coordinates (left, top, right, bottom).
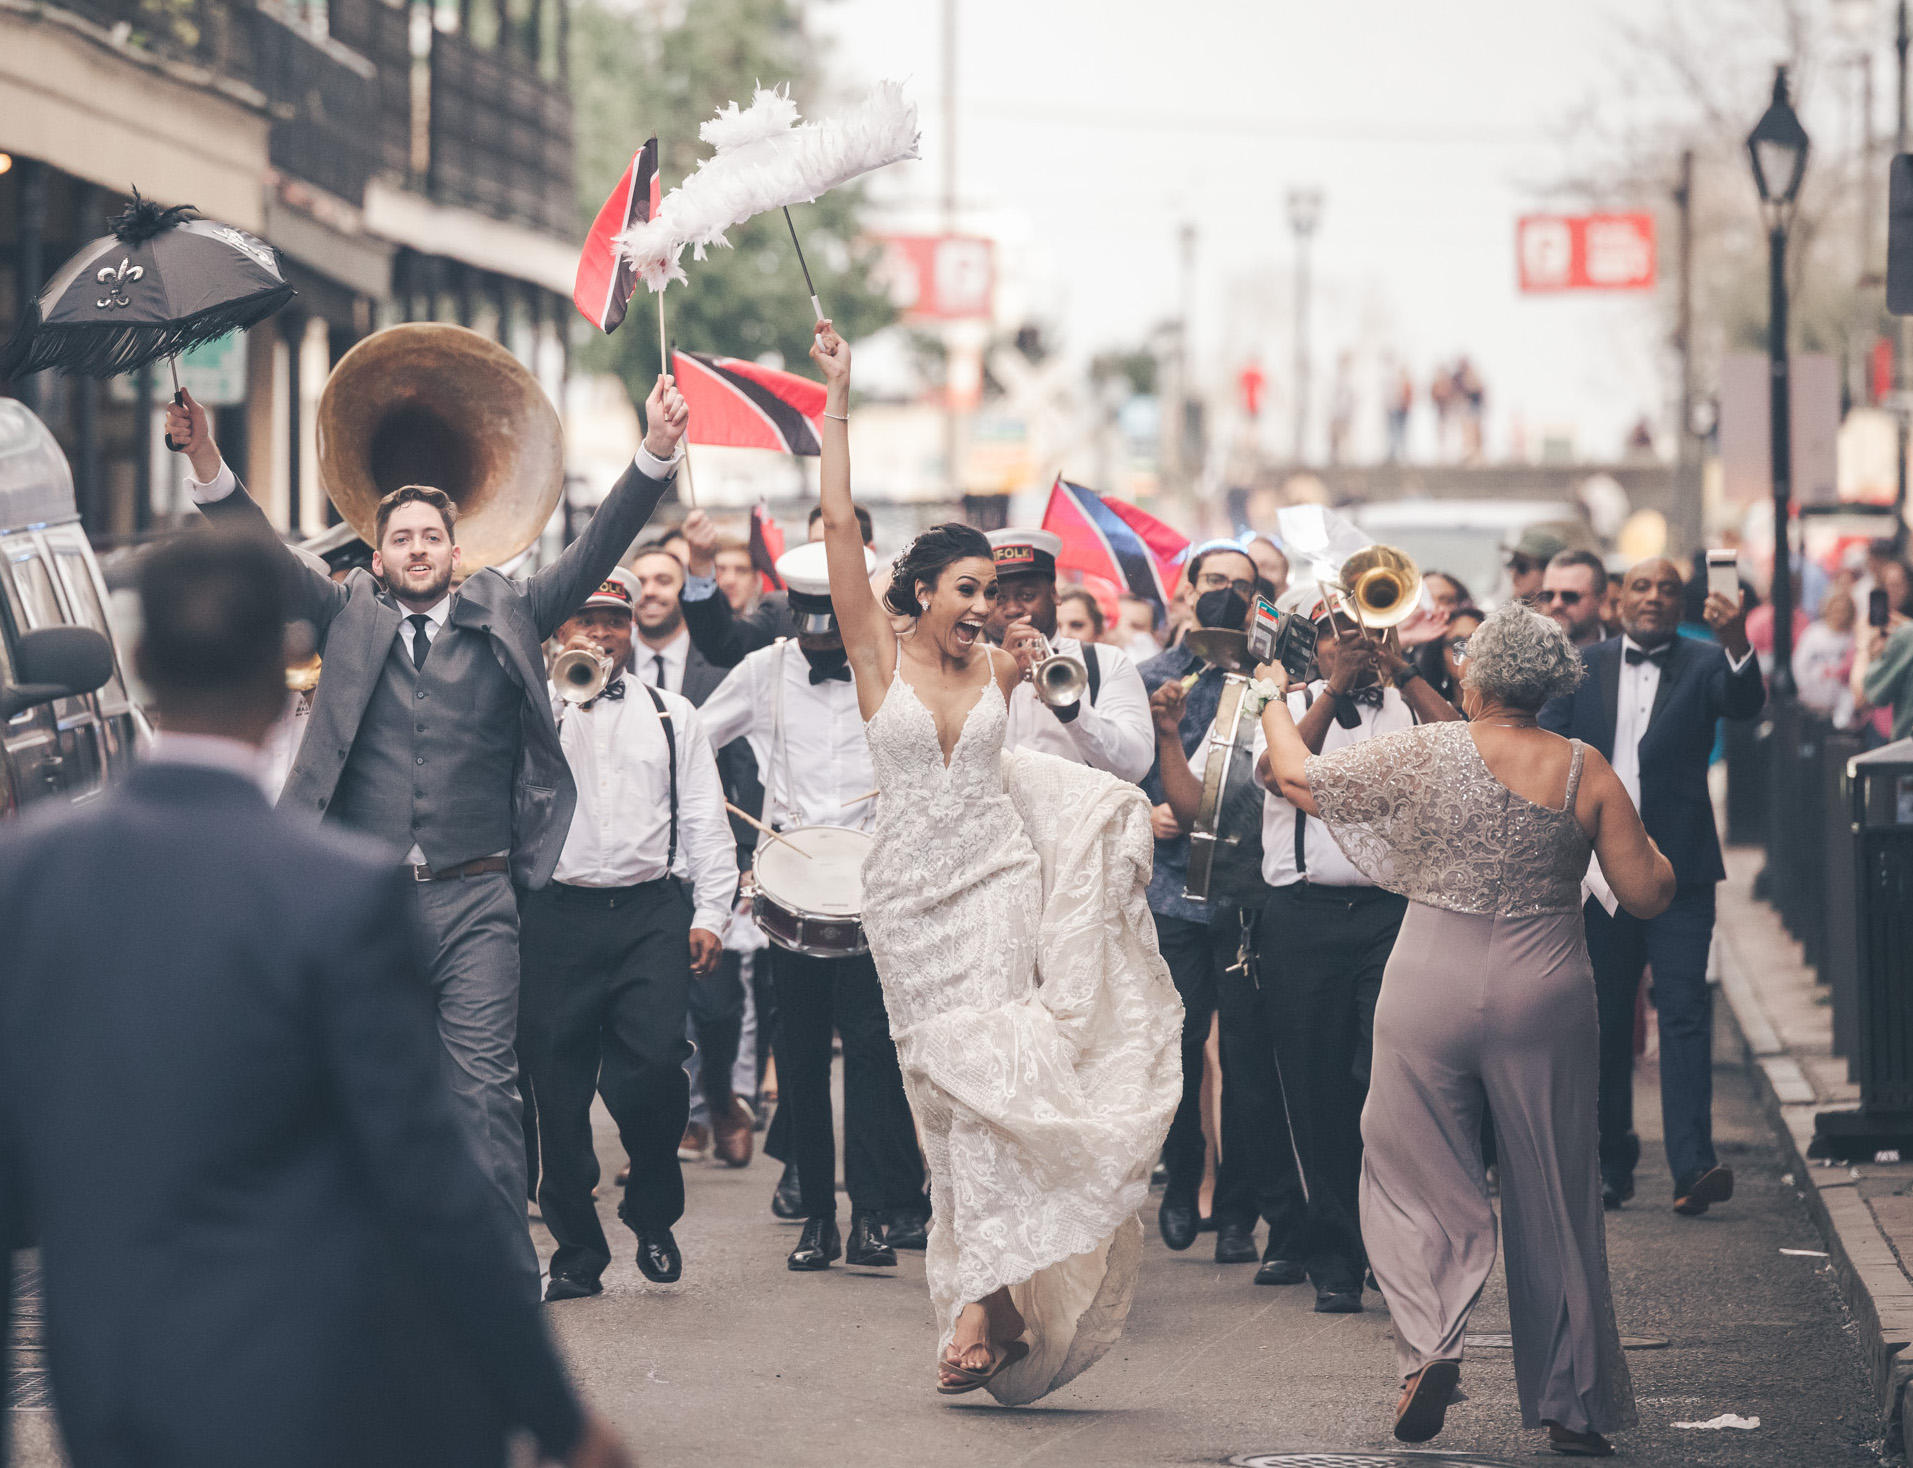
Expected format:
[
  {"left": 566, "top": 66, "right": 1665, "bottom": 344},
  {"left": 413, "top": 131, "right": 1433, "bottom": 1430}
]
[{"left": 810, "top": 323, "right": 892, "bottom": 697}]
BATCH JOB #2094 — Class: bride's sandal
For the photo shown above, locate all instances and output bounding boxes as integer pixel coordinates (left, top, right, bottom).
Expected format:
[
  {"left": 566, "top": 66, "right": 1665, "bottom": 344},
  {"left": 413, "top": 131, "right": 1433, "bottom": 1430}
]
[
  {"left": 935, "top": 1338, "right": 1030, "bottom": 1396},
  {"left": 1392, "top": 1359, "right": 1460, "bottom": 1443}
]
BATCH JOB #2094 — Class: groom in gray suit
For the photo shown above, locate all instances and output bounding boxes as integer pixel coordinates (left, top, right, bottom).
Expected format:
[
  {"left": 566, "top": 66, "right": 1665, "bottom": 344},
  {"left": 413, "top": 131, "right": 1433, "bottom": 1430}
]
[{"left": 165, "top": 377, "right": 687, "bottom": 1291}]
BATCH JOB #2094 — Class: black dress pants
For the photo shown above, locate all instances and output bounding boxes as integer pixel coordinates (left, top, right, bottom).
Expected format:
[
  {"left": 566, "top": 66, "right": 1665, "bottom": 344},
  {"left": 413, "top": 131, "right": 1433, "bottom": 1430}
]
[
  {"left": 769, "top": 946, "right": 923, "bottom": 1220},
  {"left": 689, "top": 951, "right": 746, "bottom": 1116},
  {"left": 1257, "top": 882, "right": 1407, "bottom": 1293},
  {"left": 519, "top": 878, "right": 692, "bottom": 1282}
]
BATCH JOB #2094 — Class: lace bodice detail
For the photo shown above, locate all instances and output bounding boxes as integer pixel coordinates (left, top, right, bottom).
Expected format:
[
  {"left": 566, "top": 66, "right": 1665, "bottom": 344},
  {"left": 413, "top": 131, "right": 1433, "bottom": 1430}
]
[{"left": 1304, "top": 721, "right": 1590, "bottom": 917}]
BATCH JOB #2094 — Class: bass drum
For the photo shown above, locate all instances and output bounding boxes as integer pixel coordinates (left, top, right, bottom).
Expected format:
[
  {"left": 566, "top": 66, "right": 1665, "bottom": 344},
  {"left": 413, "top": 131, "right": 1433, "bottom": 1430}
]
[
  {"left": 1184, "top": 674, "right": 1270, "bottom": 908},
  {"left": 749, "top": 824, "right": 871, "bottom": 958}
]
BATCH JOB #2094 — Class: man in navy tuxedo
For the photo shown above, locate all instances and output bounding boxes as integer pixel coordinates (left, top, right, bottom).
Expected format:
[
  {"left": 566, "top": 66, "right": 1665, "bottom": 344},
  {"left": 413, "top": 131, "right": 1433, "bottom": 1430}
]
[
  {"left": 0, "top": 532, "right": 629, "bottom": 1468},
  {"left": 1540, "top": 557, "right": 1764, "bottom": 1216}
]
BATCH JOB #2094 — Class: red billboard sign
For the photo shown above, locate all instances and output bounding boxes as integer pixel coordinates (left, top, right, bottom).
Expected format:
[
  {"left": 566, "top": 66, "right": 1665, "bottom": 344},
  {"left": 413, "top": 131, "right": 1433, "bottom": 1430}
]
[
  {"left": 873, "top": 235, "right": 995, "bottom": 320},
  {"left": 1517, "top": 213, "right": 1656, "bottom": 292}
]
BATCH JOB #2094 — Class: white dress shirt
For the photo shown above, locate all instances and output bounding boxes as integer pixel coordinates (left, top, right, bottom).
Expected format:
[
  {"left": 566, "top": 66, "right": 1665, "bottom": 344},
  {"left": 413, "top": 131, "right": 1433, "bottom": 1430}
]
[
  {"left": 1611, "top": 634, "right": 1756, "bottom": 811},
  {"left": 1191, "top": 682, "right": 1414, "bottom": 888},
  {"left": 550, "top": 679, "right": 737, "bottom": 935},
  {"left": 636, "top": 627, "right": 691, "bottom": 695},
  {"left": 698, "top": 642, "right": 877, "bottom": 832},
  {"left": 1002, "top": 636, "right": 1155, "bottom": 782}
]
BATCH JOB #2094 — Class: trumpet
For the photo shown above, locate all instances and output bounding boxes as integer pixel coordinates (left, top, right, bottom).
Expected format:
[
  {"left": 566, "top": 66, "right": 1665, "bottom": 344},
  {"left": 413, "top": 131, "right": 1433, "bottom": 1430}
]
[
  {"left": 553, "top": 645, "right": 615, "bottom": 704},
  {"left": 1025, "top": 632, "right": 1089, "bottom": 709}
]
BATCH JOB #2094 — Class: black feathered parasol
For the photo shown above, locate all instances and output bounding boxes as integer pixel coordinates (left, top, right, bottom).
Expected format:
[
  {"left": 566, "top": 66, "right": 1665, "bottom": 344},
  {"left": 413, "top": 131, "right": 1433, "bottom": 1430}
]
[{"left": 0, "top": 191, "right": 294, "bottom": 381}]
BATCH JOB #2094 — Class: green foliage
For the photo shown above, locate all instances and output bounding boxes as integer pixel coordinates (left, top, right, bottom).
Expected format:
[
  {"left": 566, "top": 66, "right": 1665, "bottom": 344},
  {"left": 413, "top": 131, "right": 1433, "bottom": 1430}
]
[{"left": 569, "top": 0, "right": 897, "bottom": 392}]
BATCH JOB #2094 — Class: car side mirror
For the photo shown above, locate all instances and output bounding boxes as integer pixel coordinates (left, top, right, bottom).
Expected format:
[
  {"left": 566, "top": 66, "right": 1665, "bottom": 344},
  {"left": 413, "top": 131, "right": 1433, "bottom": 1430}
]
[{"left": 0, "top": 626, "right": 114, "bottom": 719}]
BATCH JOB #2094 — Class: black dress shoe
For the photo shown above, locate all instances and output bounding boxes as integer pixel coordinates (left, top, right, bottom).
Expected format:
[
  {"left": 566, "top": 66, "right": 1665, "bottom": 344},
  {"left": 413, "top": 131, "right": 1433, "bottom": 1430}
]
[
  {"left": 787, "top": 1215, "right": 842, "bottom": 1271},
  {"left": 887, "top": 1208, "right": 930, "bottom": 1251},
  {"left": 1214, "top": 1220, "right": 1259, "bottom": 1264},
  {"left": 634, "top": 1228, "right": 682, "bottom": 1284},
  {"left": 1254, "top": 1256, "right": 1306, "bottom": 1286},
  {"left": 1313, "top": 1284, "right": 1363, "bottom": 1313},
  {"left": 770, "top": 1160, "right": 804, "bottom": 1220},
  {"left": 542, "top": 1272, "right": 602, "bottom": 1302},
  {"left": 1601, "top": 1173, "right": 1635, "bottom": 1211},
  {"left": 845, "top": 1212, "right": 897, "bottom": 1267},
  {"left": 1159, "top": 1198, "right": 1199, "bottom": 1252},
  {"left": 1673, "top": 1164, "right": 1734, "bottom": 1216}
]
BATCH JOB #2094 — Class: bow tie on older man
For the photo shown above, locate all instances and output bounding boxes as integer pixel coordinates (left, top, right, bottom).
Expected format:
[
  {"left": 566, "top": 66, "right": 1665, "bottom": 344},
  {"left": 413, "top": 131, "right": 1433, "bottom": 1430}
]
[{"left": 1624, "top": 643, "right": 1673, "bottom": 668}]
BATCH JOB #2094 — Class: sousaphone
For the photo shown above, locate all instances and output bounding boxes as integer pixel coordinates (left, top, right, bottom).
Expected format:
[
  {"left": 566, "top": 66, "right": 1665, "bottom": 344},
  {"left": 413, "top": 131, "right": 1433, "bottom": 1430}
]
[{"left": 316, "top": 323, "right": 564, "bottom": 571}]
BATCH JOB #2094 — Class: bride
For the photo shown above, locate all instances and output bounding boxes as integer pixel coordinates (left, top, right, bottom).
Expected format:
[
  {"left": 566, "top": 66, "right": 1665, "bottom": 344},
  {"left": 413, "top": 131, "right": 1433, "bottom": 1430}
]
[{"left": 809, "top": 322, "right": 1183, "bottom": 1403}]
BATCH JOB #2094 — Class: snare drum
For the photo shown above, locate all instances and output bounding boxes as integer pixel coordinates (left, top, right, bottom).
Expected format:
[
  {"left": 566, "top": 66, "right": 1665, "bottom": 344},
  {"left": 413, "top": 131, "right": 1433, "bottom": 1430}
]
[{"left": 748, "top": 824, "right": 872, "bottom": 957}]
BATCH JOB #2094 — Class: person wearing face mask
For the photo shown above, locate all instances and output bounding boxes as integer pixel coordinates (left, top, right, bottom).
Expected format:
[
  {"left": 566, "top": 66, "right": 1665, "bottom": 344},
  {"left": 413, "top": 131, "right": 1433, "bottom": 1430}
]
[
  {"left": 697, "top": 541, "right": 928, "bottom": 1275},
  {"left": 982, "top": 529, "right": 1156, "bottom": 782},
  {"left": 1156, "top": 590, "right": 1462, "bottom": 1315}
]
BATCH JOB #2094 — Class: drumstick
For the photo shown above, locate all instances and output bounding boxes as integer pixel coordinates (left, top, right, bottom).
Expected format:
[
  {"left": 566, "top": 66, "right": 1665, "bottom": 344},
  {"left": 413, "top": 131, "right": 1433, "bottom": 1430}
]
[
  {"left": 724, "top": 801, "right": 815, "bottom": 859},
  {"left": 1179, "top": 670, "right": 1203, "bottom": 692},
  {"left": 844, "top": 787, "right": 881, "bottom": 805}
]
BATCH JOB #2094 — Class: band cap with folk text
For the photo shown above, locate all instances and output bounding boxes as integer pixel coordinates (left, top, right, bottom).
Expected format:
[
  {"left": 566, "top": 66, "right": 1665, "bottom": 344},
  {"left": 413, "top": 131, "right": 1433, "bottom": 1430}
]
[
  {"left": 582, "top": 566, "right": 639, "bottom": 613},
  {"left": 986, "top": 528, "right": 1063, "bottom": 578}
]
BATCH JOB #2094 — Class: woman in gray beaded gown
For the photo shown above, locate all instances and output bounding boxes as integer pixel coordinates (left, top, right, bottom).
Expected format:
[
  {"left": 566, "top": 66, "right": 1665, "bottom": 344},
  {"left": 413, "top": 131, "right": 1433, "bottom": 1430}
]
[{"left": 1258, "top": 601, "right": 1675, "bottom": 1459}]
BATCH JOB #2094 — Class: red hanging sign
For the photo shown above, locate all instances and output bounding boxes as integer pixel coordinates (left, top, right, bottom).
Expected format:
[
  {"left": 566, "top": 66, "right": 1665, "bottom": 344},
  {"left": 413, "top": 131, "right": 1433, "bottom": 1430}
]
[{"left": 1517, "top": 213, "right": 1656, "bottom": 292}]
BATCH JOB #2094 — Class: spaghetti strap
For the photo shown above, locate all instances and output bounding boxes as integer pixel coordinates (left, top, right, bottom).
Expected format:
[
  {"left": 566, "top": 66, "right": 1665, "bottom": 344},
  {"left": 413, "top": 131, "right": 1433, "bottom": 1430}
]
[{"left": 1563, "top": 738, "right": 1586, "bottom": 811}]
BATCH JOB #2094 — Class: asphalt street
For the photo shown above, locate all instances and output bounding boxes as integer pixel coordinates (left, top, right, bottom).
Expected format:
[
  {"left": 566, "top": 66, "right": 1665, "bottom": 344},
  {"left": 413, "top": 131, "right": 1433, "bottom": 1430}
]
[{"left": 6, "top": 1035, "right": 1889, "bottom": 1467}]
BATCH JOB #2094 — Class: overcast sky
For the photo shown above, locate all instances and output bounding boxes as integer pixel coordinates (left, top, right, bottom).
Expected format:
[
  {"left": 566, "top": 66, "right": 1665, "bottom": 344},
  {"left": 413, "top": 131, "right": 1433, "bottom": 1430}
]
[{"left": 809, "top": 0, "right": 1732, "bottom": 464}]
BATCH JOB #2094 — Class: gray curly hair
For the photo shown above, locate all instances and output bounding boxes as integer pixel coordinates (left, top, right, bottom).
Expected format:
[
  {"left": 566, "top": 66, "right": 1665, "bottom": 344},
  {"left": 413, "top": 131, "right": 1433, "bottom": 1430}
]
[{"left": 1461, "top": 600, "right": 1585, "bottom": 710}]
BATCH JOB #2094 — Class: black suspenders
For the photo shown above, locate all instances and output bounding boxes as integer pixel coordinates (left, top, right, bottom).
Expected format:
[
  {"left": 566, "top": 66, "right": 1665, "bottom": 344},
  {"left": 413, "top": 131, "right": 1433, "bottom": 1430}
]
[{"left": 642, "top": 683, "right": 679, "bottom": 873}]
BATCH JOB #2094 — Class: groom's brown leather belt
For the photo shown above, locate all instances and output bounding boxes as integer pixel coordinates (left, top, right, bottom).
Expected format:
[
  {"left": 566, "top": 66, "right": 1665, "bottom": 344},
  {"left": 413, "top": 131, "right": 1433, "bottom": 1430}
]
[{"left": 409, "top": 856, "right": 510, "bottom": 882}]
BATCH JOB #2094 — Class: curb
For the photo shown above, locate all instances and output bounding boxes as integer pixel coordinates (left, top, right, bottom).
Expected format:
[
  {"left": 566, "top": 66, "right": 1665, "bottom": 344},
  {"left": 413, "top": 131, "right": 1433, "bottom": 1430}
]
[{"left": 1713, "top": 917, "right": 1913, "bottom": 1454}]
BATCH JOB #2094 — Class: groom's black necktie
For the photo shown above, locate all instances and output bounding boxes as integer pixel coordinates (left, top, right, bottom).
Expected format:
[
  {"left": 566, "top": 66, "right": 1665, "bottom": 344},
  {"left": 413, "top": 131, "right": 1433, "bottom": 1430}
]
[{"left": 407, "top": 614, "right": 432, "bottom": 670}]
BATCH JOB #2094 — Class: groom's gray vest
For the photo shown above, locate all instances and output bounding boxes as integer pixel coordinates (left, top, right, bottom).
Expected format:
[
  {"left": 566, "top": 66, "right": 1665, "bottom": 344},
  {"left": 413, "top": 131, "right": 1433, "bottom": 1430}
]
[{"left": 329, "top": 624, "right": 522, "bottom": 868}]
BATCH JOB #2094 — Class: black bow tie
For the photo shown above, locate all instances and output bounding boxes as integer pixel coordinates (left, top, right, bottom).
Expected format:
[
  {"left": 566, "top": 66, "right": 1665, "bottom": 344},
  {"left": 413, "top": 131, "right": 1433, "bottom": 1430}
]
[
  {"left": 584, "top": 678, "right": 628, "bottom": 707},
  {"left": 1624, "top": 644, "right": 1672, "bottom": 667},
  {"left": 1338, "top": 686, "right": 1385, "bottom": 709},
  {"left": 809, "top": 664, "right": 853, "bottom": 685}
]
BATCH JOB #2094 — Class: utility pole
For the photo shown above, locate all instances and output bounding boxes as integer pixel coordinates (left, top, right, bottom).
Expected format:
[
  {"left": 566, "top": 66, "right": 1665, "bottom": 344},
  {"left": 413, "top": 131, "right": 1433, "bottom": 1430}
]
[
  {"left": 1172, "top": 223, "right": 1197, "bottom": 513},
  {"left": 1287, "top": 188, "right": 1324, "bottom": 467},
  {"left": 941, "top": 0, "right": 960, "bottom": 504},
  {"left": 1674, "top": 149, "right": 1703, "bottom": 559},
  {"left": 1898, "top": 0, "right": 1910, "bottom": 545}
]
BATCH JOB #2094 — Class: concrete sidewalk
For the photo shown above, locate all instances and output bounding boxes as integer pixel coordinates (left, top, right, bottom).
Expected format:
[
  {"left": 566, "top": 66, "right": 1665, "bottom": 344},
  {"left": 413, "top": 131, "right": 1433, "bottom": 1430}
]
[{"left": 1715, "top": 843, "right": 1913, "bottom": 1449}]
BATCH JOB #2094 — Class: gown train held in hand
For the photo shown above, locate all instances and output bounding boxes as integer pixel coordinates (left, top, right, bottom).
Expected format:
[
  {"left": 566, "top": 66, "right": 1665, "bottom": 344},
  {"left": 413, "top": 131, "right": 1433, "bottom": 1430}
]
[{"left": 859, "top": 668, "right": 1182, "bottom": 1405}]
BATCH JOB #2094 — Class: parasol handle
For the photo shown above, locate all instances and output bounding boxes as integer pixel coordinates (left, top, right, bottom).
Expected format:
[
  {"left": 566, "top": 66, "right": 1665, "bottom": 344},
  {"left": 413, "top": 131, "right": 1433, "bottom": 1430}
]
[
  {"left": 162, "top": 357, "right": 184, "bottom": 453},
  {"left": 782, "top": 207, "right": 825, "bottom": 323}
]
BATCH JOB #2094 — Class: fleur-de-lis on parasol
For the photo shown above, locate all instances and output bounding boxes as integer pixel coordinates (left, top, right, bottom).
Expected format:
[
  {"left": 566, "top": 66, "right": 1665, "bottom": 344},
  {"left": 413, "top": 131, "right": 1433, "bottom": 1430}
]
[{"left": 94, "top": 258, "right": 144, "bottom": 310}]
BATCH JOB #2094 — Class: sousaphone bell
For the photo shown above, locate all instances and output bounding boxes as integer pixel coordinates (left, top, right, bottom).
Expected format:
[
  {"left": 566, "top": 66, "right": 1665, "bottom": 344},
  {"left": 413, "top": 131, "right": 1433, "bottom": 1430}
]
[{"left": 315, "top": 322, "right": 564, "bottom": 572}]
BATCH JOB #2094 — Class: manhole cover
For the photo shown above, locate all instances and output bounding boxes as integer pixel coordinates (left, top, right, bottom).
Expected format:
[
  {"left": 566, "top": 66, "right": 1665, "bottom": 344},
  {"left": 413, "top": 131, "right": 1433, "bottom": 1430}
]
[
  {"left": 1463, "top": 1332, "right": 1668, "bottom": 1351},
  {"left": 1229, "top": 1456, "right": 1524, "bottom": 1467}
]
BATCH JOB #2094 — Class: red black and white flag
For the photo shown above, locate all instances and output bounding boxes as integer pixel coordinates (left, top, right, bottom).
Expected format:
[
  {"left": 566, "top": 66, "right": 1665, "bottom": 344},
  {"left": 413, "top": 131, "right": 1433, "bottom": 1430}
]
[
  {"left": 672, "top": 350, "right": 827, "bottom": 456},
  {"left": 573, "top": 138, "right": 660, "bottom": 334},
  {"left": 750, "top": 504, "right": 786, "bottom": 591},
  {"left": 1041, "top": 477, "right": 1190, "bottom": 614}
]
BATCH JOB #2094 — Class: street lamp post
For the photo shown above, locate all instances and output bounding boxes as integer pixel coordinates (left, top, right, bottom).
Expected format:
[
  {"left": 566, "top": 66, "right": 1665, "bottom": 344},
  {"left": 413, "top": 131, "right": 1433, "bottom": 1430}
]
[
  {"left": 1748, "top": 65, "right": 1810, "bottom": 701},
  {"left": 1287, "top": 188, "right": 1323, "bottom": 467}
]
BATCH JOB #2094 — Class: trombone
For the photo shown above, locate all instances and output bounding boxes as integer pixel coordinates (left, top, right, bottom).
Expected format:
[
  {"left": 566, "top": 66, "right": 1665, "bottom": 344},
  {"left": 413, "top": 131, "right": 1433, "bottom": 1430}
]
[
  {"left": 552, "top": 645, "right": 615, "bottom": 704},
  {"left": 1327, "top": 544, "right": 1422, "bottom": 646}
]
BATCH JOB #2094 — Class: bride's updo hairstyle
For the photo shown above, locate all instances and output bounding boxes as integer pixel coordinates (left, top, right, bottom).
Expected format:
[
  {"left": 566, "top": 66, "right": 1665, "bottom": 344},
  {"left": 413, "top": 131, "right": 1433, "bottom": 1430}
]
[
  {"left": 1462, "top": 599, "right": 1586, "bottom": 711},
  {"left": 883, "top": 522, "right": 995, "bottom": 617}
]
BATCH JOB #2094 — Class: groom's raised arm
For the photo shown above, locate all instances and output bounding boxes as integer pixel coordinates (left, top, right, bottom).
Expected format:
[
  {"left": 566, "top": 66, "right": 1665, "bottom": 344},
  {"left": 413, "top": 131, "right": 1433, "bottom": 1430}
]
[{"left": 526, "top": 374, "right": 688, "bottom": 640}]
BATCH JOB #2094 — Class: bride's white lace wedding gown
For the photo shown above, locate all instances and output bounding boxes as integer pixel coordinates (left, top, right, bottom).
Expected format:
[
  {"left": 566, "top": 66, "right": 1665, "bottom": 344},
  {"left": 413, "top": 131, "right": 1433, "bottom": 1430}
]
[{"left": 860, "top": 658, "right": 1183, "bottom": 1405}]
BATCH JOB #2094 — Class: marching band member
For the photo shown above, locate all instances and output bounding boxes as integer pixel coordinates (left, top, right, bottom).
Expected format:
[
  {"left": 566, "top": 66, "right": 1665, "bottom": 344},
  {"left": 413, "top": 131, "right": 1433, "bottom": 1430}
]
[
  {"left": 519, "top": 569, "right": 739, "bottom": 1302},
  {"left": 982, "top": 529, "right": 1155, "bottom": 781},
  {"left": 698, "top": 542, "right": 927, "bottom": 1273},
  {"left": 1156, "top": 589, "right": 1459, "bottom": 1315}
]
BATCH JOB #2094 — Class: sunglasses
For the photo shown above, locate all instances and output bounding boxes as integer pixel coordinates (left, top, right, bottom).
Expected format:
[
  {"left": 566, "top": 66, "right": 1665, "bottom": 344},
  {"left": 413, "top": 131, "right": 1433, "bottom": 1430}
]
[
  {"left": 1507, "top": 556, "right": 1540, "bottom": 575},
  {"left": 1534, "top": 589, "right": 1586, "bottom": 607}
]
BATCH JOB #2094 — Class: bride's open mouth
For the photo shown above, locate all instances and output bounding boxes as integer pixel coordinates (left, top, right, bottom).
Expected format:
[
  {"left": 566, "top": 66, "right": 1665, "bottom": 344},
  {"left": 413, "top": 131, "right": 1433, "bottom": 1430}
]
[{"left": 953, "top": 620, "right": 983, "bottom": 647}]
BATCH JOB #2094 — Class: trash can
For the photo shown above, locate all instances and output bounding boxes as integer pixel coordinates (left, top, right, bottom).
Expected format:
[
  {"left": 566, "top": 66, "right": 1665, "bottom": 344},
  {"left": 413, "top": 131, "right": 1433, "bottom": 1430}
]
[{"left": 1812, "top": 738, "right": 1913, "bottom": 1160}]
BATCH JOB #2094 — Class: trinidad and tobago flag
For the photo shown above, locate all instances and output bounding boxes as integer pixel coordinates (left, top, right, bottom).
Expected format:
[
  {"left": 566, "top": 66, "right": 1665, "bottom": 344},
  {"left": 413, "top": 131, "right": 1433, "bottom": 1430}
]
[
  {"left": 1040, "top": 477, "right": 1190, "bottom": 613},
  {"left": 672, "top": 350, "right": 827, "bottom": 456},
  {"left": 750, "top": 504, "right": 786, "bottom": 591},
  {"left": 573, "top": 138, "right": 660, "bottom": 334}
]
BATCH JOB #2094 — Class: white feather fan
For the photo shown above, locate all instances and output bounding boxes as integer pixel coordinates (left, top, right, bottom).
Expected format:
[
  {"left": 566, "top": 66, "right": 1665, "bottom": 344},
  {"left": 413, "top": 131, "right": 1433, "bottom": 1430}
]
[{"left": 617, "top": 82, "right": 919, "bottom": 291}]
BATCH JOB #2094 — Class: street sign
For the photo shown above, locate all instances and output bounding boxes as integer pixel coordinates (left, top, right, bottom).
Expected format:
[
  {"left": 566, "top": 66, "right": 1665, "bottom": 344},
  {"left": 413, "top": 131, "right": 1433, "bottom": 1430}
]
[
  {"left": 872, "top": 235, "right": 995, "bottom": 320},
  {"left": 1517, "top": 213, "right": 1656, "bottom": 292}
]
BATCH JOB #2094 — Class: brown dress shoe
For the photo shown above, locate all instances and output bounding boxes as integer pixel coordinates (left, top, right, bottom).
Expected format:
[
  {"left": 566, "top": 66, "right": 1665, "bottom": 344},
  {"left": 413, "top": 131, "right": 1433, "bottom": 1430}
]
[
  {"left": 677, "top": 1123, "right": 710, "bottom": 1162},
  {"left": 712, "top": 1096, "right": 755, "bottom": 1167}
]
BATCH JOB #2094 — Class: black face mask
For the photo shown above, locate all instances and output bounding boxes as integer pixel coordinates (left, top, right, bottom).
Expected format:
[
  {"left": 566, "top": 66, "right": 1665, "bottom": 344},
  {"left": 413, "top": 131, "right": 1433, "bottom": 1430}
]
[
  {"left": 1195, "top": 587, "right": 1251, "bottom": 630},
  {"left": 800, "top": 645, "right": 850, "bottom": 678}
]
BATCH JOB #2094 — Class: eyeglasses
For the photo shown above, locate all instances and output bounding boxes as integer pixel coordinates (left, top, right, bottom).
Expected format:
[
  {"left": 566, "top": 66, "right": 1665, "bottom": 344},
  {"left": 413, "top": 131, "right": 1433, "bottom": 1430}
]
[
  {"left": 1194, "top": 571, "right": 1255, "bottom": 598},
  {"left": 1445, "top": 636, "right": 1470, "bottom": 661},
  {"left": 1534, "top": 589, "right": 1585, "bottom": 607}
]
